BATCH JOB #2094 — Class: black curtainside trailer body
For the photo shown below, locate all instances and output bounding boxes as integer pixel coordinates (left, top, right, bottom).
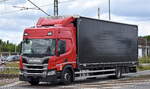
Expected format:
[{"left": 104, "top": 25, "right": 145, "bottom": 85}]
[{"left": 76, "top": 17, "right": 138, "bottom": 70}]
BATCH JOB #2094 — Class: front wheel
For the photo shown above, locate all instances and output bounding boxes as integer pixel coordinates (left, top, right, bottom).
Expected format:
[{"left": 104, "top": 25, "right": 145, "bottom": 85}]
[
  {"left": 115, "top": 68, "right": 122, "bottom": 79},
  {"left": 60, "top": 69, "right": 73, "bottom": 85},
  {"left": 28, "top": 79, "right": 39, "bottom": 85}
]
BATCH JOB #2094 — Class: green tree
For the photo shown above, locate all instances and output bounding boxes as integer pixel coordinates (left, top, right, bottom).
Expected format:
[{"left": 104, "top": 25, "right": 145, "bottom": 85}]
[{"left": 0, "top": 39, "right": 21, "bottom": 53}]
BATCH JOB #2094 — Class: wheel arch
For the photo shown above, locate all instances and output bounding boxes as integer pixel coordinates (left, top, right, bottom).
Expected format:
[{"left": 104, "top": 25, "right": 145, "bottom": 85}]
[{"left": 62, "top": 64, "right": 74, "bottom": 74}]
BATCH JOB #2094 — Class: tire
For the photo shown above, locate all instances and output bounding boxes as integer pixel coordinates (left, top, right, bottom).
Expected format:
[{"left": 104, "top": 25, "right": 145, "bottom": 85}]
[
  {"left": 115, "top": 68, "right": 122, "bottom": 79},
  {"left": 60, "top": 69, "right": 73, "bottom": 85},
  {"left": 29, "top": 79, "right": 39, "bottom": 85}
]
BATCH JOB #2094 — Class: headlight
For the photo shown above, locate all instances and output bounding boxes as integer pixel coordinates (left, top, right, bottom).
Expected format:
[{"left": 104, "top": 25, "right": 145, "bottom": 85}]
[
  {"left": 47, "top": 70, "right": 56, "bottom": 75},
  {"left": 24, "top": 33, "right": 28, "bottom": 36}
]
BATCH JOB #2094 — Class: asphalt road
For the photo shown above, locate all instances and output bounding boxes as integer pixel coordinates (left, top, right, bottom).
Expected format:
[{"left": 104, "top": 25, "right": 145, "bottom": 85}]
[{"left": 1, "top": 70, "right": 150, "bottom": 89}]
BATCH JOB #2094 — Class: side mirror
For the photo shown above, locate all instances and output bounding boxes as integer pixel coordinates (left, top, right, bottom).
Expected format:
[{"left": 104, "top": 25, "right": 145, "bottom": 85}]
[{"left": 25, "top": 39, "right": 30, "bottom": 44}]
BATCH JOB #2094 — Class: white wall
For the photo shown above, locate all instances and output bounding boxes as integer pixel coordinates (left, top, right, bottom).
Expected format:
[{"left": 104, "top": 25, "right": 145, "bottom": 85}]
[{"left": 138, "top": 48, "right": 142, "bottom": 58}]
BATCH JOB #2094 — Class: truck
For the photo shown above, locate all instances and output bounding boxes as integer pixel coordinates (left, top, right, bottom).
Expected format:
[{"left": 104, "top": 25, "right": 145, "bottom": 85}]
[{"left": 19, "top": 16, "right": 138, "bottom": 85}]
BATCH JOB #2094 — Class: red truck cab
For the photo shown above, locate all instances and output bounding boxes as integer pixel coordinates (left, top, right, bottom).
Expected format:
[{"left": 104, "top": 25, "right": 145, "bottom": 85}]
[{"left": 19, "top": 16, "right": 77, "bottom": 85}]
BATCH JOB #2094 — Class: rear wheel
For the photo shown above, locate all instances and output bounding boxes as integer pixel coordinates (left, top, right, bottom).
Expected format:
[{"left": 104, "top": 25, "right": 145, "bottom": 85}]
[
  {"left": 60, "top": 69, "right": 73, "bottom": 85},
  {"left": 115, "top": 68, "right": 122, "bottom": 79},
  {"left": 29, "top": 79, "right": 39, "bottom": 85}
]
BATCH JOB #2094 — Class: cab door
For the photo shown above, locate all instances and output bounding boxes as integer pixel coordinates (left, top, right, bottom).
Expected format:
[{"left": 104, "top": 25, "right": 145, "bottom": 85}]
[{"left": 56, "top": 39, "right": 75, "bottom": 71}]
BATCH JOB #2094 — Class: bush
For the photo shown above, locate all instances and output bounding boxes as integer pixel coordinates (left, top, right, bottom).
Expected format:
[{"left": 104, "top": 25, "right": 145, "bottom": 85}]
[
  {"left": 139, "top": 57, "right": 150, "bottom": 64},
  {"left": 137, "top": 65, "right": 150, "bottom": 71}
]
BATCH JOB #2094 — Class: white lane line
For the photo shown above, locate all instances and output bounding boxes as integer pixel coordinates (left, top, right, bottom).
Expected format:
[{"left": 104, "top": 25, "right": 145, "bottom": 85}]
[
  {"left": 61, "top": 86, "right": 75, "bottom": 88},
  {"left": 103, "top": 86, "right": 121, "bottom": 89},
  {"left": 0, "top": 81, "right": 23, "bottom": 88}
]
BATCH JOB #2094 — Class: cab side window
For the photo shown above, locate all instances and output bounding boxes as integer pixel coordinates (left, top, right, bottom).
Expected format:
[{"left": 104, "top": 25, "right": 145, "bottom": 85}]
[{"left": 58, "top": 40, "right": 66, "bottom": 55}]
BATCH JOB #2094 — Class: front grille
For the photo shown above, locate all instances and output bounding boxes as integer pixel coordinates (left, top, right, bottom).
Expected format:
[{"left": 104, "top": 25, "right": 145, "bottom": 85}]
[
  {"left": 27, "top": 66, "right": 44, "bottom": 69},
  {"left": 23, "top": 63, "right": 48, "bottom": 74},
  {"left": 26, "top": 70, "right": 44, "bottom": 73},
  {"left": 22, "top": 56, "right": 50, "bottom": 75}
]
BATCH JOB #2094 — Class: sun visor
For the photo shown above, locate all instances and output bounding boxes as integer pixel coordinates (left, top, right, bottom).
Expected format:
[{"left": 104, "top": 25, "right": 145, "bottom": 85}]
[{"left": 36, "top": 16, "right": 75, "bottom": 27}]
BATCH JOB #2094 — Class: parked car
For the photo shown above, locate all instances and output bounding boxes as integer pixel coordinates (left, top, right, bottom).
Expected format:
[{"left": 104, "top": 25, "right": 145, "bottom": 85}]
[
  {"left": 6, "top": 55, "right": 20, "bottom": 62},
  {"left": 0, "top": 57, "right": 5, "bottom": 65},
  {"left": 0, "top": 56, "right": 7, "bottom": 61}
]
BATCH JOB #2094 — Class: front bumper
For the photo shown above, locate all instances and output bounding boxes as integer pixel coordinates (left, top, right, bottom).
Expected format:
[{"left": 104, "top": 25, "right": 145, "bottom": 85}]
[{"left": 19, "top": 71, "right": 61, "bottom": 82}]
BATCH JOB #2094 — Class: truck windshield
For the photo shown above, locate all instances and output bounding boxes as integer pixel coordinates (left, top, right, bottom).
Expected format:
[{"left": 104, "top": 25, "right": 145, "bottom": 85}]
[{"left": 22, "top": 39, "right": 55, "bottom": 56}]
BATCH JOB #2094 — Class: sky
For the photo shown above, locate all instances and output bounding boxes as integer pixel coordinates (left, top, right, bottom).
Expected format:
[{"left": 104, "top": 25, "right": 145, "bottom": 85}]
[{"left": 0, "top": 0, "right": 150, "bottom": 44}]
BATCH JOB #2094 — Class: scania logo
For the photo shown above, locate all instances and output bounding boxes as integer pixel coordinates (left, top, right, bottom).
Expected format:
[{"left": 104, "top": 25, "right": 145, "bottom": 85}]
[{"left": 28, "top": 59, "right": 41, "bottom": 63}]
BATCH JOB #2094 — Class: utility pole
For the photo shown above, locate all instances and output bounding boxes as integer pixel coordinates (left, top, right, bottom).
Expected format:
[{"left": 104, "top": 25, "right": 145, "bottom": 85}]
[
  {"left": 144, "top": 38, "right": 148, "bottom": 63},
  {"left": 98, "top": 8, "right": 100, "bottom": 19},
  {"left": 15, "top": 45, "right": 16, "bottom": 53},
  {"left": 108, "top": 0, "right": 111, "bottom": 20},
  {"left": 145, "top": 38, "right": 148, "bottom": 57},
  {"left": 54, "top": 0, "right": 58, "bottom": 16}
]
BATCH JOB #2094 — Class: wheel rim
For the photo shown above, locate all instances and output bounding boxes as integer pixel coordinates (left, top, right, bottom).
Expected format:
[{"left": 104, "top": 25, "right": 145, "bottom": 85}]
[
  {"left": 64, "top": 72, "right": 71, "bottom": 81},
  {"left": 116, "top": 69, "right": 121, "bottom": 78}
]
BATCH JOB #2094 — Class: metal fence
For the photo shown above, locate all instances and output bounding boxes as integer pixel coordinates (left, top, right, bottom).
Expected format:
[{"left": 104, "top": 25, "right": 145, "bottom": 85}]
[
  {"left": 0, "top": 61, "right": 19, "bottom": 85},
  {"left": 0, "top": 65, "right": 19, "bottom": 86},
  {"left": 0, "top": 67, "right": 19, "bottom": 74},
  {"left": 0, "top": 61, "right": 19, "bottom": 78}
]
